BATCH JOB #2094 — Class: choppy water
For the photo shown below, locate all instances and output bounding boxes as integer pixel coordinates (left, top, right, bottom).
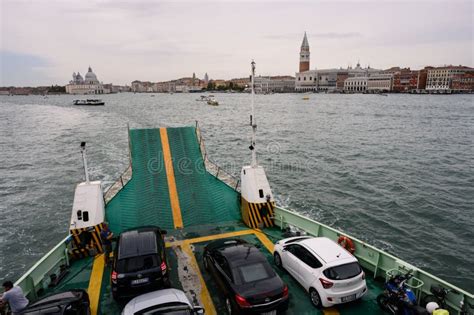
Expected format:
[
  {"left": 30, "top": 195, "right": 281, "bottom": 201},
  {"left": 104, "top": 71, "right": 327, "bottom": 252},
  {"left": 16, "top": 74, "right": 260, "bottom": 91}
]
[{"left": 0, "top": 93, "right": 473, "bottom": 292}]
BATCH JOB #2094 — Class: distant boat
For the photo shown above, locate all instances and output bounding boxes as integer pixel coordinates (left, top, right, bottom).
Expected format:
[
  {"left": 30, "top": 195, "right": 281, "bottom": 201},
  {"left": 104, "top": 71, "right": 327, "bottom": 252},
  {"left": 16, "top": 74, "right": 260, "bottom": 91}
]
[
  {"left": 377, "top": 93, "right": 388, "bottom": 96},
  {"left": 73, "top": 99, "right": 105, "bottom": 106},
  {"left": 196, "top": 95, "right": 209, "bottom": 101},
  {"left": 302, "top": 96, "right": 310, "bottom": 100},
  {"left": 207, "top": 98, "right": 219, "bottom": 106}
]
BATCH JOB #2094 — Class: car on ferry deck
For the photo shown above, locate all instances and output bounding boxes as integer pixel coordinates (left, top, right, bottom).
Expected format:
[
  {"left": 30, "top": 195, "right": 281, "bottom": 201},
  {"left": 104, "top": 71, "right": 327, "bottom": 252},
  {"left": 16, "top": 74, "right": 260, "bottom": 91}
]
[
  {"left": 111, "top": 226, "right": 170, "bottom": 301},
  {"left": 203, "top": 238, "right": 289, "bottom": 314},
  {"left": 273, "top": 236, "right": 367, "bottom": 308},
  {"left": 122, "top": 288, "right": 204, "bottom": 315}
]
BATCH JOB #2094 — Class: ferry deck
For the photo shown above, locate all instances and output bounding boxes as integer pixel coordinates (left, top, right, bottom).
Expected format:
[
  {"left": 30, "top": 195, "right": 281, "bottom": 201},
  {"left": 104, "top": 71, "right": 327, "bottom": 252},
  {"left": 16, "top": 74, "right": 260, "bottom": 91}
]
[{"left": 15, "top": 126, "right": 473, "bottom": 315}]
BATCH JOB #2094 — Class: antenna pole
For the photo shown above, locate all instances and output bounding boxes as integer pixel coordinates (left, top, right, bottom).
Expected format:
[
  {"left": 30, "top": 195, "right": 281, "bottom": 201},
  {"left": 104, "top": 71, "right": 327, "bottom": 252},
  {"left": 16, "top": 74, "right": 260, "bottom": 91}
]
[
  {"left": 250, "top": 60, "right": 257, "bottom": 168},
  {"left": 80, "top": 142, "right": 90, "bottom": 183}
]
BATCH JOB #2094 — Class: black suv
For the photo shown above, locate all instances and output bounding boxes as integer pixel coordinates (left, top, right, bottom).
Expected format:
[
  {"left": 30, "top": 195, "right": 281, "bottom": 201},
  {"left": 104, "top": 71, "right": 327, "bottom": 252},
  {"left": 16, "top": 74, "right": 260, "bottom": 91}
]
[{"left": 111, "top": 226, "right": 169, "bottom": 300}]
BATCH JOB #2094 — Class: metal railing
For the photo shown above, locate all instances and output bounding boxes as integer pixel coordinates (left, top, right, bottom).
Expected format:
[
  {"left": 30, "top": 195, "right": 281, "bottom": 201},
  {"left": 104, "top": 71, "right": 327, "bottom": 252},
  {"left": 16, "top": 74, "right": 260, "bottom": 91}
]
[
  {"left": 103, "top": 165, "right": 132, "bottom": 204},
  {"left": 103, "top": 124, "right": 133, "bottom": 204},
  {"left": 14, "top": 236, "right": 70, "bottom": 300},
  {"left": 195, "top": 121, "right": 241, "bottom": 191}
]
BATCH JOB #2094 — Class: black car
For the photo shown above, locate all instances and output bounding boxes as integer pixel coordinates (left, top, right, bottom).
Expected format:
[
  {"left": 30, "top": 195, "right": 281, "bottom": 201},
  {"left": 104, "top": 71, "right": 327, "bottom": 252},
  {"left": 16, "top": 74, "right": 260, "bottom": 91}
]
[
  {"left": 203, "top": 239, "right": 289, "bottom": 314},
  {"left": 22, "top": 289, "right": 90, "bottom": 315},
  {"left": 111, "top": 226, "right": 169, "bottom": 300}
]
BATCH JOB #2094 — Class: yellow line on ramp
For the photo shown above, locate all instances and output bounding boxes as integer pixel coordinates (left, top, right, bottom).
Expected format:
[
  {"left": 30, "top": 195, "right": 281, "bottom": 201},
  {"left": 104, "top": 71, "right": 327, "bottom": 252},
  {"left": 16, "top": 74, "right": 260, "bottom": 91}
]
[
  {"left": 323, "top": 307, "right": 340, "bottom": 315},
  {"left": 160, "top": 128, "right": 184, "bottom": 229},
  {"left": 87, "top": 254, "right": 105, "bottom": 315},
  {"left": 181, "top": 242, "right": 217, "bottom": 315}
]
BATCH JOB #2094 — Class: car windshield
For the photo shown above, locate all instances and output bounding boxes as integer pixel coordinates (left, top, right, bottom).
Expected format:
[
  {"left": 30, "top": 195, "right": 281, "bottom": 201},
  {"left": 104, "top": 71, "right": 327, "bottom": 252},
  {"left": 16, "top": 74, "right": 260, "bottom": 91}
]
[
  {"left": 323, "top": 262, "right": 362, "bottom": 280},
  {"left": 117, "top": 254, "right": 160, "bottom": 273},
  {"left": 234, "top": 262, "right": 273, "bottom": 284}
]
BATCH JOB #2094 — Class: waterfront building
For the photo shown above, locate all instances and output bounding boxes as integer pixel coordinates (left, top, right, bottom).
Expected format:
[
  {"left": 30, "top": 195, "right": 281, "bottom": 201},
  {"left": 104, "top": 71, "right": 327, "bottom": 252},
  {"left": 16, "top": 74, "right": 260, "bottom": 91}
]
[
  {"left": 254, "top": 76, "right": 295, "bottom": 93},
  {"left": 110, "top": 85, "right": 131, "bottom": 93},
  {"left": 131, "top": 80, "right": 154, "bottom": 92},
  {"left": 336, "top": 72, "right": 349, "bottom": 91},
  {"left": 295, "top": 70, "right": 318, "bottom": 92},
  {"left": 229, "top": 77, "right": 249, "bottom": 88},
  {"left": 212, "top": 79, "right": 227, "bottom": 88},
  {"left": 294, "top": 32, "right": 381, "bottom": 92},
  {"left": 367, "top": 74, "right": 393, "bottom": 92},
  {"left": 451, "top": 71, "right": 474, "bottom": 91},
  {"left": 344, "top": 76, "right": 368, "bottom": 92},
  {"left": 426, "top": 66, "right": 474, "bottom": 92},
  {"left": 66, "top": 66, "right": 111, "bottom": 94},
  {"left": 417, "top": 67, "right": 431, "bottom": 91},
  {"left": 385, "top": 67, "right": 419, "bottom": 92}
]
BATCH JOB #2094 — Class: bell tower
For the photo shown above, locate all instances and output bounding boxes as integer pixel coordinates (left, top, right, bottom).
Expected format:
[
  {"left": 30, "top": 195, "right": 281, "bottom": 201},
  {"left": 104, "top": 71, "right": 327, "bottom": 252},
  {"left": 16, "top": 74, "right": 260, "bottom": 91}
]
[{"left": 299, "top": 32, "right": 310, "bottom": 72}]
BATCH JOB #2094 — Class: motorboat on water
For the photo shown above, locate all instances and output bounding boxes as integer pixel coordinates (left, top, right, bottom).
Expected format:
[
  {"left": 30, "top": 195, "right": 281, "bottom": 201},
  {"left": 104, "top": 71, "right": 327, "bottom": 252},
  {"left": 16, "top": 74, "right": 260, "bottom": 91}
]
[
  {"left": 207, "top": 98, "right": 219, "bottom": 106},
  {"left": 73, "top": 99, "right": 105, "bottom": 106},
  {"left": 196, "top": 95, "right": 209, "bottom": 101}
]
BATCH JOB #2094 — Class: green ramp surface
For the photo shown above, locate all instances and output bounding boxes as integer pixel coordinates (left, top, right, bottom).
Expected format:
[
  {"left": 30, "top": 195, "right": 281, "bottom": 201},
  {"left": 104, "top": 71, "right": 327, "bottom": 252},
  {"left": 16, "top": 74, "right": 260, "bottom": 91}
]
[
  {"left": 106, "top": 127, "right": 240, "bottom": 233},
  {"left": 167, "top": 127, "right": 240, "bottom": 227},
  {"left": 106, "top": 128, "right": 173, "bottom": 233}
]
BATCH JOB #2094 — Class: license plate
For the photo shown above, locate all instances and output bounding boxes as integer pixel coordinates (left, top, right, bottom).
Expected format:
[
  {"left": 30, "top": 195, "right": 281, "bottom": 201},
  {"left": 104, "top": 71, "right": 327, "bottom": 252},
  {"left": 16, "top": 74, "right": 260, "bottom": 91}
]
[
  {"left": 131, "top": 278, "right": 149, "bottom": 285},
  {"left": 260, "top": 311, "right": 277, "bottom": 315},
  {"left": 341, "top": 294, "right": 356, "bottom": 302}
]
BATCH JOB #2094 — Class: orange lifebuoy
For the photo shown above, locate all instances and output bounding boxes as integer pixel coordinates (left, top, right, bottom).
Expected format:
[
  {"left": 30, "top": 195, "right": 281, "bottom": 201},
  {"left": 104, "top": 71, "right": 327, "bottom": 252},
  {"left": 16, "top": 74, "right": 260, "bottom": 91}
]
[{"left": 337, "top": 235, "right": 355, "bottom": 254}]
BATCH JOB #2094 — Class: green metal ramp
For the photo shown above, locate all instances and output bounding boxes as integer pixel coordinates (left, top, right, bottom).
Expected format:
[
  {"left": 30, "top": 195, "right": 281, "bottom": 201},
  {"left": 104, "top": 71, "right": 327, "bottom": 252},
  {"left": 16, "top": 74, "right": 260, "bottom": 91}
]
[
  {"left": 167, "top": 127, "right": 241, "bottom": 227},
  {"left": 105, "top": 127, "right": 240, "bottom": 234}
]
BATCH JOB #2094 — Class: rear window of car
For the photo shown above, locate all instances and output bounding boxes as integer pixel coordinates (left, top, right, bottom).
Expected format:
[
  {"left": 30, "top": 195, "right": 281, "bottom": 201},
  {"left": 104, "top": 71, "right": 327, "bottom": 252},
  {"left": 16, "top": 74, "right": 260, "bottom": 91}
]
[
  {"left": 234, "top": 262, "right": 274, "bottom": 284},
  {"left": 323, "top": 262, "right": 362, "bottom": 280},
  {"left": 117, "top": 254, "right": 160, "bottom": 273}
]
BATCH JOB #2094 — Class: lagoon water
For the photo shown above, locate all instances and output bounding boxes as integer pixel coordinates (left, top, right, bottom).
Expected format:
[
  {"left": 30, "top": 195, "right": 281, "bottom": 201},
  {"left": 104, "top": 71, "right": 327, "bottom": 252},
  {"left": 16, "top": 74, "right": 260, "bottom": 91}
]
[{"left": 0, "top": 93, "right": 473, "bottom": 292}]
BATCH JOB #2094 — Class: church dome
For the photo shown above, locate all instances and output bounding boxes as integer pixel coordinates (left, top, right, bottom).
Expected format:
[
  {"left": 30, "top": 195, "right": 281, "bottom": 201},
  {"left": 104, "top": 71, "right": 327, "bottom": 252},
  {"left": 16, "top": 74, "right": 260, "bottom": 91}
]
[{"left": 85, "top": 66, "right": 99, "bottom": 83}]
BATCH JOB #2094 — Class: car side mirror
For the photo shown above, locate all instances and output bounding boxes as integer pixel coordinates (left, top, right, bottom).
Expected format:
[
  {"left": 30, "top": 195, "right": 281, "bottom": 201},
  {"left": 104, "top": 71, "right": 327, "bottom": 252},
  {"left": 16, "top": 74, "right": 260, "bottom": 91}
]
[
  {"left": 282, "top": 247, "right": 287, "bottom": 252},
  {"left": 193, "top": 306, "right": 205, "bottom": 314}
]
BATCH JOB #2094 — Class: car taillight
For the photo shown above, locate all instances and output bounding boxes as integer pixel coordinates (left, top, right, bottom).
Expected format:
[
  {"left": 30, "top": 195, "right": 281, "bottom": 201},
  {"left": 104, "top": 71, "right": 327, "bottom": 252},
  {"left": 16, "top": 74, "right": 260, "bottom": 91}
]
[
  {"left": 235, "top": 294, "right": 252, "bottom": 308},
  {"left": 362, "top": 271, "right": 365, "bottom": 280},
  {"left": 319, "top": 278, "right": 334, "bottom": 289},
  {"left": 111, "top": 271, "right": 118, "bottom": 284},
  {"left": 282, "top": 284, "right": 289, "bottom": 298},
  {"left": 161, "top": 261, "right": 167, "bottom": 275}
]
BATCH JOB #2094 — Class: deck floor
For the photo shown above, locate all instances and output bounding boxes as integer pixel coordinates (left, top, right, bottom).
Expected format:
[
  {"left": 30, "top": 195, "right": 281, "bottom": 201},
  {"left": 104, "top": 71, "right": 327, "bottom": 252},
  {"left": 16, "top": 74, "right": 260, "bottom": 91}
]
[{"left": 43, "top": 222, "right": 384, "bottom": 315}]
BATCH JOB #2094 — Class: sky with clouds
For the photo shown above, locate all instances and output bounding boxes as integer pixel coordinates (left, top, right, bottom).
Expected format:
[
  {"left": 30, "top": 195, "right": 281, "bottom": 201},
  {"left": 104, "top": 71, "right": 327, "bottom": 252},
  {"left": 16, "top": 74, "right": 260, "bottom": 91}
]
[{"left": 0, "top": 0, "right": 473, "bottom": 86}]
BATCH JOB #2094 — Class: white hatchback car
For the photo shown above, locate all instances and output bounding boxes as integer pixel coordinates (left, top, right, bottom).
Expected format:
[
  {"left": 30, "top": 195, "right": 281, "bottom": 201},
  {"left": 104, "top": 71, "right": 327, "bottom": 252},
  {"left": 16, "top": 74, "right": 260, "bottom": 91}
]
[
  {"left": 273, "top": 236, "right": 367, "bottom": 308},
  {"left": 122, "top": 288, "right": 205, "bottom": 315}
]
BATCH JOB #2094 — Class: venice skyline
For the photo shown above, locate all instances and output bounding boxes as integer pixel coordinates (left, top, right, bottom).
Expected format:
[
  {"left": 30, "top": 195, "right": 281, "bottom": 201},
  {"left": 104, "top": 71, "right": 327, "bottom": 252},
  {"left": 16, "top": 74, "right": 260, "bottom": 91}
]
[{"left": 1, "top": 0, "right": 473, "bottom": 86}]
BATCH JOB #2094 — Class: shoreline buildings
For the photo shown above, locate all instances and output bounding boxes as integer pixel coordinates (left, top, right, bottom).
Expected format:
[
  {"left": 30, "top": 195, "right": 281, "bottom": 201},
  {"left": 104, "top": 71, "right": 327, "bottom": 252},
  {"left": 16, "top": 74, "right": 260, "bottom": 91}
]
[
  {"left": 294, "top": 32, "right": 473, "bottom": 93},
  {"left": 66, "top": 66, "right": 112, "bottom": 95},
  {"left": 295, "top": 32, "right": 382, "bottom": 92}
]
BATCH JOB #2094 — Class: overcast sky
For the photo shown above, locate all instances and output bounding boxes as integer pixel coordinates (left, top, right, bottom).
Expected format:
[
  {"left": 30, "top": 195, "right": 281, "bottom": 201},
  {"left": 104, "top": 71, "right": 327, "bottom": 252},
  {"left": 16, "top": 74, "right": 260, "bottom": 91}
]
[{"left": 1, "top": 0, "right": 473, "bottom": 86}]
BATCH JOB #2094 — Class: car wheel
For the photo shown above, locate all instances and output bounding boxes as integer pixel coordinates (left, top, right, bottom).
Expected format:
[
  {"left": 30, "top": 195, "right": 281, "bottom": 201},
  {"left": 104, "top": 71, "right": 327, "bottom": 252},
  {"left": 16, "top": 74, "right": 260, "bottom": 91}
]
[
  {"left": 309, "top": 288, "right": 322, "bottom": 309},
  {"left": 274, "top": 252, "right": 283, "bottom": 269},
  {"left": 225, "top": 297, "right": 233, "bottom": 315}
]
